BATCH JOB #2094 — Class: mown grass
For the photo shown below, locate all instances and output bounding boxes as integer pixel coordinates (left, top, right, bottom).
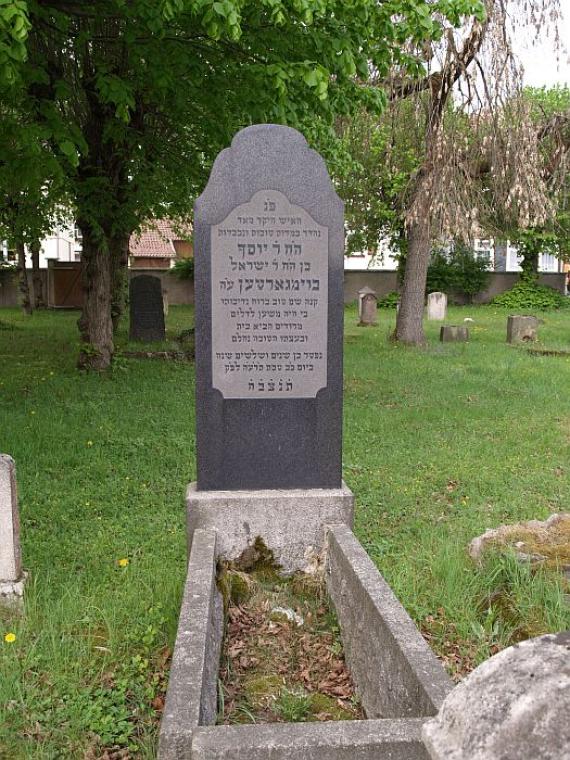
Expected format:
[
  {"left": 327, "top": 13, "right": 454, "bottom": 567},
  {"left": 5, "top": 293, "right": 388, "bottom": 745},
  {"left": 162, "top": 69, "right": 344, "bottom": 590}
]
[{"left": 1, "top": 303, "right": 569, "bottom": 757}]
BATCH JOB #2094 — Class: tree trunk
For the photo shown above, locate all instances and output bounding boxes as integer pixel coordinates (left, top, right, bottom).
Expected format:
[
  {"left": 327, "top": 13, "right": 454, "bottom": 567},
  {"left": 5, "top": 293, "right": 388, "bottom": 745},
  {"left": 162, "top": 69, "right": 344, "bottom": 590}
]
[
  {"left": 77, "top": 224, "right": 114, "bottom": 370},
  {"left": 110, "top": 233, "right": 130, "bottom": 333},
  {"left": 16, "top": 242, "right": 33, "bottom": 315},
  {"left": 30, "top": 240, "right": 45, "bottom": 308},
  {"left": 395, "top": 218, "right": 431, "bottom": 345}
]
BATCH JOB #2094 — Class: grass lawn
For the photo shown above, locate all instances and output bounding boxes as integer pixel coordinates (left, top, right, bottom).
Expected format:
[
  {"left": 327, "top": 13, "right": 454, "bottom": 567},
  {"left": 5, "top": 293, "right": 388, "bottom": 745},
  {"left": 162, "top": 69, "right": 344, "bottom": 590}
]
[{"left": 1, "top": 304, "right": 569, "bottom": 758}]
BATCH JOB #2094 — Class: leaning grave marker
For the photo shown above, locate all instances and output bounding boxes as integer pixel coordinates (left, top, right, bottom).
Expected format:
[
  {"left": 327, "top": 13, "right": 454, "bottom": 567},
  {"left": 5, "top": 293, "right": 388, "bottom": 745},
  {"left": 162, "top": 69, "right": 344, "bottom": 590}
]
[{"left": 160, "top": 125, "right": 453, "bottom": 760}]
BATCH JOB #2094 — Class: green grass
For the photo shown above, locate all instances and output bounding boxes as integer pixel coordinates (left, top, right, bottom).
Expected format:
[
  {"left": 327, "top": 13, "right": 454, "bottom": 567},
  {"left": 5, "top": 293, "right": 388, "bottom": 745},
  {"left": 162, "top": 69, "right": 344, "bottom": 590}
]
[{"left": 1, "top": 304, "right": 569, "bottom": 756}]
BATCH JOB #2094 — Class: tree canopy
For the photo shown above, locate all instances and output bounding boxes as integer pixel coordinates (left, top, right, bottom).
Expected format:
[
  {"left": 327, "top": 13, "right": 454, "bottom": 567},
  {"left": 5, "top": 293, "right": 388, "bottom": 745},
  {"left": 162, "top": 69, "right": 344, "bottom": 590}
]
[{"left": 1, "top": 0, "right": 490, "bottom": 365}]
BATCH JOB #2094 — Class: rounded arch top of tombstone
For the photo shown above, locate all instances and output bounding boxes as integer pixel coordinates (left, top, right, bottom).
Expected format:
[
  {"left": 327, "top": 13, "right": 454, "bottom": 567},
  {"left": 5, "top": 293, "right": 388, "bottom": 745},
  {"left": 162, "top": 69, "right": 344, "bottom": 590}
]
[{"left": 195, "top": 124, "right": 343, "bottom": 227}]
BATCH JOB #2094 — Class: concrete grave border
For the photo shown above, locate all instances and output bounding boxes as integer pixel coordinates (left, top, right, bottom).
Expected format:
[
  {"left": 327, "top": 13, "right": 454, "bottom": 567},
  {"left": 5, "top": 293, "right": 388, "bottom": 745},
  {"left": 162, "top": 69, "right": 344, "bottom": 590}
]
[{"left": 159, "top": 523, "right": 452, "bottom": 759}]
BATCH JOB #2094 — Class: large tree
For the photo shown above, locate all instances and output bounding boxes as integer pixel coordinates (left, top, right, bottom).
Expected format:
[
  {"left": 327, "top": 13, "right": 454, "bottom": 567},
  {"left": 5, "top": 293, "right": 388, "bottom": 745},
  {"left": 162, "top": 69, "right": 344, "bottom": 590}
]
[
  {"left": 1, "top": 0, "right": 486, "bottom": 368},
  {"left": 340, "top": 0, "right": 566, "bottom": 345}
]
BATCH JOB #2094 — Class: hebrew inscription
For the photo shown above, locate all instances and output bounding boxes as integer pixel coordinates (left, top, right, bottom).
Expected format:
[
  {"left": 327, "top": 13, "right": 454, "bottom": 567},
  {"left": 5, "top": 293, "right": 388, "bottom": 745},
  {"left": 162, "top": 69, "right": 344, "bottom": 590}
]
[{"left": 211, "top": 189, "right": 328, "bottom": 398}]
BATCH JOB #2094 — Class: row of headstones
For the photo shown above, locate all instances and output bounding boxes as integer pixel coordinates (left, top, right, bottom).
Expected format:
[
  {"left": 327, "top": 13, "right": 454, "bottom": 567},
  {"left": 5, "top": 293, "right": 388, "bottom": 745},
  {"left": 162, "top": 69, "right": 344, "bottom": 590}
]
[{"left": 358, "top": 288, "right": 541, "bottom": 344}]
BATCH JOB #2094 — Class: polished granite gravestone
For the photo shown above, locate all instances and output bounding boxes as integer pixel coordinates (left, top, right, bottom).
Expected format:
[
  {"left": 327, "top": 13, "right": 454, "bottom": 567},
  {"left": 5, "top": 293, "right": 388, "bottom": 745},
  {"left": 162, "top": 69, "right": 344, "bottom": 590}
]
[
  {"left": 129, "top": 275, "right": 166, "bottom": 342},
  {"left": 194, "top": 124, "right": 344, "bottom": 491}
]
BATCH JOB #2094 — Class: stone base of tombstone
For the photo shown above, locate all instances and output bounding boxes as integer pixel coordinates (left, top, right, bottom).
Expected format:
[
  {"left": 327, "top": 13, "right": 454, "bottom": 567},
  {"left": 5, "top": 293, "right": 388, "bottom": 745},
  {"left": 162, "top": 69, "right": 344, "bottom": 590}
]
[
  {"left": 0, "top": 571, "right": 27, "bottom": 610},
  {"left": 507, "top": 314, "right": 539, "bottom": 343},
  {"left": 186, "top": 482, "right": 354, "bottom": 574},
  {"left": 440, "top": 325, "right": 469, "bottom": 342}
]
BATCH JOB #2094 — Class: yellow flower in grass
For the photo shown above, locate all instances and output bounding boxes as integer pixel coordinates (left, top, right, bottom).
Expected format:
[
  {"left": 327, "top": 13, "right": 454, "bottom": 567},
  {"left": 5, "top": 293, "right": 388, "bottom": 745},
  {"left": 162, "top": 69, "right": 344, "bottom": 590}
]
[
  {"left": 118, "top": 558, "right": 129, "bottom": 568},
  {"left": 4, "top": 633, "right": 16, "bottom": 644},
  {"left": 86, "top": 440, "right": 93, "bottom": 447}
]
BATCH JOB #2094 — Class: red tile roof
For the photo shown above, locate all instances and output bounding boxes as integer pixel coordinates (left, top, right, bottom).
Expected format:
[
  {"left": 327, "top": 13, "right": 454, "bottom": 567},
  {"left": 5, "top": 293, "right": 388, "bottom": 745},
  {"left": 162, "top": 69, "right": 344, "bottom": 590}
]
[{"left": 129, "top": 219, "right": 191, "bottom": 258}]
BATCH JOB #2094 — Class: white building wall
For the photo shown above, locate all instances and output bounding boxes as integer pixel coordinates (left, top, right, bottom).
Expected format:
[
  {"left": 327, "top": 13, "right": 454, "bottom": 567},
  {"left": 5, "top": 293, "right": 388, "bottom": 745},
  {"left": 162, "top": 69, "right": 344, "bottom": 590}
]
[{"left": 1, "top": 224, "right": 81, "bottom": 267}]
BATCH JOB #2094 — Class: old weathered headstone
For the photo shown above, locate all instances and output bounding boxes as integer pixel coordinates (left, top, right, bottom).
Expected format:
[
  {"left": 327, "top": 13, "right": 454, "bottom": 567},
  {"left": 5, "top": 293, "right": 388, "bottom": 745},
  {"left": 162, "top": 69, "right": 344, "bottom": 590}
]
[
  {"left": 427, "top": 292, "right": 447, "bottom": 320},
  {"left": 440, "top": 325, "right": 469, "bottom": 342},
  {"left": 0, "top": 454, "right": 26, "bottom": 607},
  {"left": 129, "top": 275, "right": 166, "bottom": 342},
  {"left": 507, "top": 314, "right": 538, "bottom": 343},
  {"left": 423, "top": 632, "right": 570, "bottom": 760},
  {"left": 357, "top": 286, "right": 377, "bottom": 326},
  {"left": 193, "top": 125, "right": 344, "bottom": 491}
]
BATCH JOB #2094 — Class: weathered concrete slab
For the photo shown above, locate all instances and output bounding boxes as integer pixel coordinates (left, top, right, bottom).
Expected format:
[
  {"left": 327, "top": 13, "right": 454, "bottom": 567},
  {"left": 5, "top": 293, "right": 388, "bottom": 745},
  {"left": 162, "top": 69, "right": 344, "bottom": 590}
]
[
  {"left": 159, "top": 524, "right": 448, "bottom": 759},
  {"left": 423, "top": 632, "right": 570, "bottom": 760},
  {"left": 192, "top": 718, "right": 431, "bottom": 760},
  {"left": 325, "top": 524, "right": 452, "bottom": 719},
  {"left": 440, "top": 325, "right": 469, "bottom": 342},
  {"left": 506, "top": 315, "right": 538, "bottom": 343},
  {"left": 159, "top": 529, "right": 223, "bottom": 759},
  {"left": 186, "top": 481, "right": 354, "bottom": 574}
]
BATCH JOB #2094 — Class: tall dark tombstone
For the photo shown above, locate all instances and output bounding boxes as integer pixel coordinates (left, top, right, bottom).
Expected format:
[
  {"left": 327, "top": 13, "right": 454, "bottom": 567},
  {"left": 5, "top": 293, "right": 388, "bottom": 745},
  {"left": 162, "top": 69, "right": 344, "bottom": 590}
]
[
  {"left": 129, "top": 275, "right": 166, "bottom": 342},
  {"left": 194, "top": 125, "right": 344, "bottom": 490}
]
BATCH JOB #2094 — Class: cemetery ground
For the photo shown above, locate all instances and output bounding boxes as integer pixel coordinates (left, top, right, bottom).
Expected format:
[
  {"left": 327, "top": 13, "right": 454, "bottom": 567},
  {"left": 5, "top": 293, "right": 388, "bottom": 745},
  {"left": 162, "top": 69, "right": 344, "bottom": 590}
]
[{"left": 1, "top": 304, "right": 569, "bottom": 758}]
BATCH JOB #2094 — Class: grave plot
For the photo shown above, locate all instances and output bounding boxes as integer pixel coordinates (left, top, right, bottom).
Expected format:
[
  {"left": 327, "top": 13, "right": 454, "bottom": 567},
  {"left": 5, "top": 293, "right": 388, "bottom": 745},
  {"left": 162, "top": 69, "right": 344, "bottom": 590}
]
[
  {"left": 217, "top": 552, "right": 364, "bottom": 725},
  {"left": 159, "top": 125, "right": 452, "bottom": 760}
]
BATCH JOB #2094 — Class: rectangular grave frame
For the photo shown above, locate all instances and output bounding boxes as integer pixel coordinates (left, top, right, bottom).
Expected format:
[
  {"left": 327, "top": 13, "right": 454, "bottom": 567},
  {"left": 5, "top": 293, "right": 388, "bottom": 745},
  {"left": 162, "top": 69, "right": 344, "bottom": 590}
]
[{"left": 158, "top": 525, "right": 452, "bottom": 760}]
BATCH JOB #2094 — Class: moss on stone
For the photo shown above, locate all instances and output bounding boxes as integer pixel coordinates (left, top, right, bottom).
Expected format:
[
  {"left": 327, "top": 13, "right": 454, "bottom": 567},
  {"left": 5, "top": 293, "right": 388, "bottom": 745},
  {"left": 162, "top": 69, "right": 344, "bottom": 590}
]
[
  {"left": 243, "top": 674, "right": 283, "bottom": 708},
  {"left": 308, "top": 692, "right": 357, "bottom": 721}
]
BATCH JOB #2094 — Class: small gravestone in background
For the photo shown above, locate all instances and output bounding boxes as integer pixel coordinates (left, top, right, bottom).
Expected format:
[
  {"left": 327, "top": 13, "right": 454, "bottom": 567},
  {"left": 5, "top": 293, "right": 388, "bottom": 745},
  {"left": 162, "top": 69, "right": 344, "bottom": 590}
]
[
  {"left": 507, "top": 314, "right": 538, "bottom": 343},
  {"left": 440, "top": 325, "right": 469, "bottom": 342},
  {"left": 0, "top": 454, "right": 26, "bottom": 608},
  {"left": 427, "top": 292, "right": 447, "bottom": 320},
  {"left": 357, "top": 286, "right": 377, "bottom": 326},
  {"left": 129, "top": 275, "right": 166, "bottom": 342}
]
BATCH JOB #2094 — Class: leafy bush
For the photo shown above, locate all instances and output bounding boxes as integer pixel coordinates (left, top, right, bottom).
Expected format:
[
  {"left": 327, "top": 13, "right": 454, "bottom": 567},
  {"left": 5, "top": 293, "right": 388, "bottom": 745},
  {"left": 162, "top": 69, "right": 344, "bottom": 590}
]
[
  {"left": 492, "top": 281, "right": 569, "bottom": 310},
  {"left": 171, "top": 257, "right": 194, "bottom": 280},
  {"left": 427, "top": 244, "right": 491, "bottom": 302},
  {"left": 377, "top": 290, "right": 401, "bottom": 308},
  {"left": 399, "top": 243, "right": 491, "bottom": 302}
]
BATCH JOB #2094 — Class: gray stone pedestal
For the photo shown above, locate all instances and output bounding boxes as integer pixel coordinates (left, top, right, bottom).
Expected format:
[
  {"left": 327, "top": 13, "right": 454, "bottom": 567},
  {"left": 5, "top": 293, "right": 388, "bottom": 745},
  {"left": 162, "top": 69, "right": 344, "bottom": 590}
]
[
  {"left": 507, "top": 315, "right": 538, "bottom": 343},
  {"left": 440, "top": 325, "right": 469, "bottom": 342},
  {"left": 186, "top": 481, "right": 354, "bottom": 573}
]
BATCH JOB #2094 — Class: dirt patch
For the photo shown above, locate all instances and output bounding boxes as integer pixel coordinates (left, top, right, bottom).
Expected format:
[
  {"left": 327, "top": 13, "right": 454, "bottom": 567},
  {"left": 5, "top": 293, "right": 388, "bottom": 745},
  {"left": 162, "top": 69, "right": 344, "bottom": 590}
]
[{"left": 217, "top": 561, "right": 364, "bottom": 725}]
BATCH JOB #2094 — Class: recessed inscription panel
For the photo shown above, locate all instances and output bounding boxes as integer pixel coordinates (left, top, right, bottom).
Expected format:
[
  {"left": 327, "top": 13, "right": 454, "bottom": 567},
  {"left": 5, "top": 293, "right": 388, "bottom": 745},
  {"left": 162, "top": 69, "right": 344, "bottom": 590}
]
[{"left": 211, "top": 189, "right": 328, "bottom": 398}]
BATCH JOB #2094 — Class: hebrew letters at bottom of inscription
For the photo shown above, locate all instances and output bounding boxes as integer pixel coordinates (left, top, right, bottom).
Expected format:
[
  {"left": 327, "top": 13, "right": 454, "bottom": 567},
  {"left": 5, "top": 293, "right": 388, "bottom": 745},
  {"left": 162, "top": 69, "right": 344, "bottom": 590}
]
[{"left": 211, "top": 190, "right": 328, "bottom": 399}]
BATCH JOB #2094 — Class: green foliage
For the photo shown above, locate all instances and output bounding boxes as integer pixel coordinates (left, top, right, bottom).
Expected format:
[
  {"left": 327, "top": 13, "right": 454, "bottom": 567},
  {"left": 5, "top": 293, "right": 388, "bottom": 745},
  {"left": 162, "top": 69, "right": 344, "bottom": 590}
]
[
  {"left": 399, "top": 244, "right": 491, "bottom": 301},
  {"left": 0, "top": 0, "right": 30, "bottom": 86},
  {"left": 274, "top": 688, "right": 312, "bottom": 722},
  {"left": 492, "top": 281, "right": 569, "bottom": 311},
  {"left": 377, "top": 290, "right": 401, "bottom": 309},
  {"left": 171, "top": 257, "right": 195, "bottom": 280},
  {"left": 426, "top": 244, "right": 491, "bottom": 302}
]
